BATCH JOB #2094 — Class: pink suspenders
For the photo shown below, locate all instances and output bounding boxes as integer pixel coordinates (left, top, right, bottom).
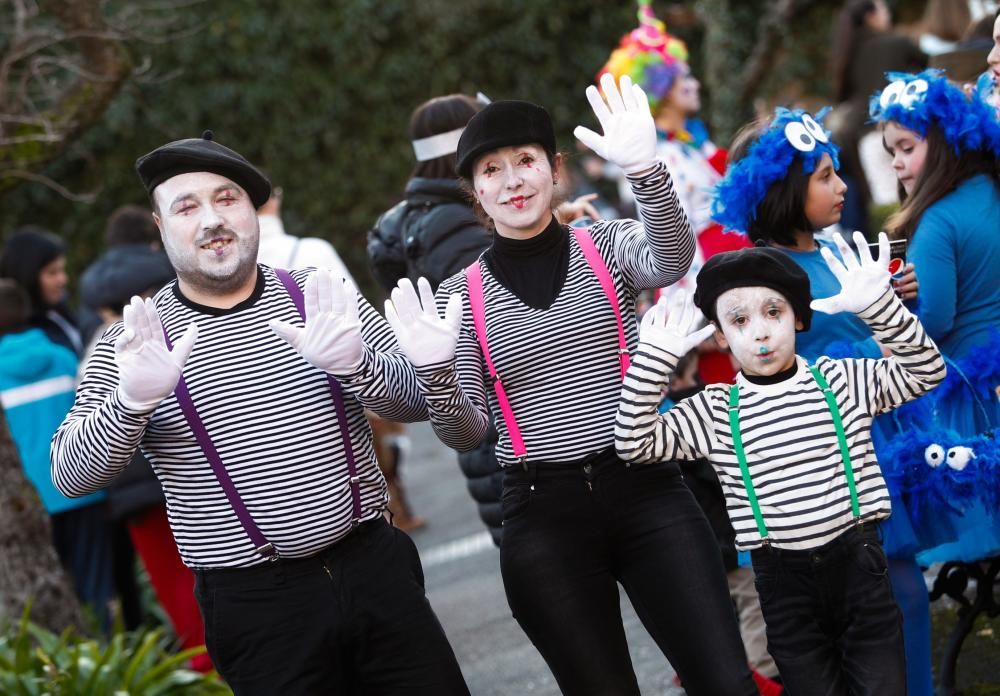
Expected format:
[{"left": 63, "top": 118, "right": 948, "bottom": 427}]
[{"left": 464, "top": 227, "right": 631, "bottom": 464}]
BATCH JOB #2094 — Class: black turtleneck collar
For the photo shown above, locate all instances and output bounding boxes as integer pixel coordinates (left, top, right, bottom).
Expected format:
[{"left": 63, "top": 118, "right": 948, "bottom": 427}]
[
  {"left": 484, "top": 216, "right": 569, "bottom": 310},
  {"left": 742, "top": 359, "right": 799, "bottom": 386}
]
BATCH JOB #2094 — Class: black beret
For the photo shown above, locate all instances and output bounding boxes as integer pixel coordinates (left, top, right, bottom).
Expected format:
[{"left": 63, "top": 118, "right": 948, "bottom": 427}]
[
  {"left": 135, "top": 131, "right": 271, "bottom": 209},
  {"left": 456, "top": 100, "right": 556, "bottom": 178},
  {"left": 693, "top": 246, "right": 813, "bottom": 331}
]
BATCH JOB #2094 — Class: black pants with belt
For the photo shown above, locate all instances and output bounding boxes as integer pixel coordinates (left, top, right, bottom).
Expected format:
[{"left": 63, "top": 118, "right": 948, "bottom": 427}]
[
  {"left": 499, "top": 448, "right": 758, "bottom": 696},
  {"left": 751, "top": 523, "right": 907, "bottom": 696},
  {"left": 193, "top": 518, "right": 469, "bottom": 696}
]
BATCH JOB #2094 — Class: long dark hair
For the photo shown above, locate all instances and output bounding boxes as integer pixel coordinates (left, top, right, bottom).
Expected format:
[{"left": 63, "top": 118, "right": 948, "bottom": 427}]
[
  {"left": 728, "top": 119, "right": 812, "bottom": 247},
  {"left": 885, "top": 124, "right": 1000, "bottom": 242},
  {"left": 0, "top": 225, "right": 66, "bottom": 313},
  {"left": 409, "top": 94, "right": 483, "bottom": 180},
  {"left": 832, "top": 0, "right": 879, "bottom": 103}
]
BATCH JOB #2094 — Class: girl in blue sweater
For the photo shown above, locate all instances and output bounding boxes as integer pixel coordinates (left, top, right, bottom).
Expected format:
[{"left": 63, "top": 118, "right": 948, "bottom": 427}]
[{"left": 870, "top": 70, "right": 1000, "bottom": 565}]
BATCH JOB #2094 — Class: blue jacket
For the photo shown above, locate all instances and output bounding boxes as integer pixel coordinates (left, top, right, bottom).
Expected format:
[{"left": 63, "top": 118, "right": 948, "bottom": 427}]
[
  {"left": 0, "top": 328, "right": 105, "bottom": 513},
  {"left": 909, "top": 174, "right": 1000, "bottom": 358}
]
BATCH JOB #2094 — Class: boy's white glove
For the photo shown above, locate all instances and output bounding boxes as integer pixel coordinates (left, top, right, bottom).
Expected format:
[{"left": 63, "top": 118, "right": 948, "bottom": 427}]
[
  {"left": 114, "top": 296, "right": 198, "bottom": 412},
  {"left": 810, "top": 231, "right": 891, "bottom": 315},
  {"left": 269, "top": 269, "right": 364, "bottom": 375},
  {"left": 573, "top": 73, "right": 657, "bottom": 175},
  {"left": 639, "top": 291, "right": 716, "bottom": 358},
  {"left": 384, "top": 277, "right": 462, "bottom": 367}
]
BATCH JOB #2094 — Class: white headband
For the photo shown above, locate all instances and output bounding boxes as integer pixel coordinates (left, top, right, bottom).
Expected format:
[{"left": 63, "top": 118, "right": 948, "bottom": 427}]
[{"left": 411, "top": 127, "right": 465, "bottom": 162}]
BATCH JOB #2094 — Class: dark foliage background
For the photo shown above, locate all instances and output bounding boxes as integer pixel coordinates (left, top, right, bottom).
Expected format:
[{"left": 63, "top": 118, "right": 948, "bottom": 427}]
[{"left": 0, "top": 0, "right": 928, "bottom": 300}]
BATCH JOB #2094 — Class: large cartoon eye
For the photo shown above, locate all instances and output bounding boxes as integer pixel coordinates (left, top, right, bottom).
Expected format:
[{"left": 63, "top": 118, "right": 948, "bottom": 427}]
[
  {"left": 801, "top": 114, "right": 829, "bottom": 144},
  {"left": 784, "top": 122, "right": 817, "bottom": 152},
  {"left": 899, "top": 79, "right": 929, "bottom": 108},
  {"left": 924, "top": 443, "right": 945, "bottom": 467},
  {"left": 945, "top": 446, "right": 975, "bottom": 471},
  {"left": 879, "top": 80, "right": 908, "bottom": 110}
]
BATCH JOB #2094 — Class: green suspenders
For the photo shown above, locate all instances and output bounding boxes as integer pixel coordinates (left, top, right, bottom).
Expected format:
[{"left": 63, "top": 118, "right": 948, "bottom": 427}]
[{"left": 727, "top": 365, "right": 861, "bottom": 544}]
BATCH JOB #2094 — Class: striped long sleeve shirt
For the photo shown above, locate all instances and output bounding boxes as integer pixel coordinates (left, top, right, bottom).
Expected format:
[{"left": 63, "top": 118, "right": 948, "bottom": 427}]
[
  {"left": 615, "top": 289, "right": 946, "bottom": 551},
  {"left": 415, "top": 161, "right": 696, "bottom": 466},
  {"left": 51, "top": 266, "right": 427, "bottom": 568}
]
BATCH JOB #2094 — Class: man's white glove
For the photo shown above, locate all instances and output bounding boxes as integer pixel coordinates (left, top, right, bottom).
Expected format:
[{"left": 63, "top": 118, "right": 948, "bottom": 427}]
[
  {"left": 639, "top": 291, "right": 716, "bottom": 358},
  {"left": 810, "top": 231, "right": 891, "bottom": 315},
  {"left": 384, "top": 277, "right": 462, "bottom": 368},
  {"left": 114, "top": 296, "right": 198, "bottom": 412},
  {"left": 573, "top": 73, "right": 657, "bottom": 175},
  {"left": 269, "top": 269, "right": 364, "bottom": 375}
]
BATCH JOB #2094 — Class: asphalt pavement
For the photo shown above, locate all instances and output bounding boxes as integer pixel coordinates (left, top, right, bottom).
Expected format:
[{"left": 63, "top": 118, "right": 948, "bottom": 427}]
[{"left": 400, "top": 421, "right": 686, "bottom": 696}]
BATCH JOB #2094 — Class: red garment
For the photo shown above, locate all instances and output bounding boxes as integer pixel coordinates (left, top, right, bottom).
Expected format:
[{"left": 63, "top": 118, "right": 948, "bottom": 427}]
[
  {"left": 128, "top": 505, "right": 213, "bottom": 673},
  {"left": 695, "top": 223, "right": 751, "bottom": 384}
]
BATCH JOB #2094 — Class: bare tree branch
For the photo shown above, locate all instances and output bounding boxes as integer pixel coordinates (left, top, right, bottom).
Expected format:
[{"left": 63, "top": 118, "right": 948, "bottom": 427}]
[{"left": 1, "top": 167, "right": 99, "bottom": 201}]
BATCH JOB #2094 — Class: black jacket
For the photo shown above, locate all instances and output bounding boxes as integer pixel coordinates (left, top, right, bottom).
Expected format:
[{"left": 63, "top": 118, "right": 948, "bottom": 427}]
[
  {"left": 367, "top": 177, "right": 491, "bottom": 293},
  {"left": 368, "top": 177, "right": 503, "bottom": 545}
]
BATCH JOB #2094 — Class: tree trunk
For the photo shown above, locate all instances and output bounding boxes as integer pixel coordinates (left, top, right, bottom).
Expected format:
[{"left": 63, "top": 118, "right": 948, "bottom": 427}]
[{"left": 0, "top": 406, "right": 84, "bottom": 632}]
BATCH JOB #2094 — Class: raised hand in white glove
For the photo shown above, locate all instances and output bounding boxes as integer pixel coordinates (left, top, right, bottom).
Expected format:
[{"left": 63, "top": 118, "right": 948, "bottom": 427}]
[
  {"left": 114, "top": 296, "right": 198, "bottom": 412},
  {"left": 384, "top": 277, "right": 462, "bottom": 368},
  {"left": 639, "top": 291, "right": 716, "bottom": 358},
  {"left": 573, "top": 73, "right": 657, "bottom": 176},
  {"left": 810, "top": 231, "right": 891, "bottom": 315},
  {"left": 269, "top": 269, "right": 364, "bottom": 375}
]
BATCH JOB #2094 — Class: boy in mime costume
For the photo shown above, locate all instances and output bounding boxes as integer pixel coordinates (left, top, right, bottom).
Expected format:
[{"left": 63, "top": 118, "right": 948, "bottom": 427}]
[{"left": 615, "top": 233, "right": 945, "bottom": 696}]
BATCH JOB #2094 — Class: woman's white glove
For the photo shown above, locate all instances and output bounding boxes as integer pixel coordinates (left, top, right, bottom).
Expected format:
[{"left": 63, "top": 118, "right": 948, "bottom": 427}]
[
  {"left": 269, "top": 269, "right": 364, "bottom": 375},
  {"left": 384, "top": 277, "right": 462, "bottom": 367},
  {"left": 573, "top": 73, "right": 657, "bottom": 175},
  {"left": 639, "top": 291, "right": 716, "bottom": 358},
  {"left": 114, "top": 296, "right": 198, "bottom": 412},
  {"left": 810, "top": 231, "right": 891, "bottom": 315}
]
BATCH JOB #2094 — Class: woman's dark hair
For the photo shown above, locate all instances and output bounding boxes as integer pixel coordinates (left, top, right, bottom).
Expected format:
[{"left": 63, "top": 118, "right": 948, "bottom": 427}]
[
  {"left": 728, "top": 120, "right": 812, "bottom": 247},
  {"left": 409, "top": 94, "right": 484, "bottom": 180},
  {"left": 0, "top": 279, "right": 31, "bottom": 335},
  {"left": 832, "top": 0, "right": 879, "bottom": 103},
  {"left": 922, "top": 0, "right": 971, "bottom": 43},
  {"left": 0, "top": 225, "right": 66, "bottom": 311},
  {"left": 457, "top": 150, "right": 564, "bottom": 233},
  {"left": 885, "top": 123, "right": 1000, "bottom": 241}
]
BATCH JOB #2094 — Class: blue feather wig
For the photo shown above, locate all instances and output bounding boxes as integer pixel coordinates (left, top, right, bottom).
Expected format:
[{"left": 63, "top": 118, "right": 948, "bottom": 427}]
[
  {"left": 869, "top": 69, "right": 1000, "bottom": 157},
  {"left": 711, "top": 107, "right": 840, "bottom": 234}
]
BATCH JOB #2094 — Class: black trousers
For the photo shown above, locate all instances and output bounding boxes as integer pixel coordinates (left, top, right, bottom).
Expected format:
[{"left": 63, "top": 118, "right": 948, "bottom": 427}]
[
  {"left": 751, "top": 524, "right": 907, "bottom": 696},
  {"left": 193, "top": 519, "right": 469, "bottom": 696},
  {"left": 499, "top": 450, "right": 758, "bottom": 696}
]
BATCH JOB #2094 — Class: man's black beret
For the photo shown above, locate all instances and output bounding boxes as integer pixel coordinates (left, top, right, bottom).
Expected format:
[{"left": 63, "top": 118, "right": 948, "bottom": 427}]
[
  {"left": 456, "top": 100, "right": 556, "bottom": 179},
  {"left": 693, "top": 246, "right": 813, "bottom": 331},
  {"left": 135, "top": 131, "right": 271, "bottom": 209}
]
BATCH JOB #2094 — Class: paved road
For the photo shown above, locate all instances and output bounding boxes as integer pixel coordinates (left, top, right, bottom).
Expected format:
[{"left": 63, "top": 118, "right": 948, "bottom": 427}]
[{"left": 400, "top": 421, "right": 685, "bottom": 695}]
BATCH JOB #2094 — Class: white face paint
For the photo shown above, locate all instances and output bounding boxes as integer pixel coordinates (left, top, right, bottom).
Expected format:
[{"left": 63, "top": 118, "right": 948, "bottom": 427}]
[
  {"left": 153, "top": 171, "right": 260, "bottom": 298},
  {"left": 714, "top": 286, "right": 801, "bottom": 377}
]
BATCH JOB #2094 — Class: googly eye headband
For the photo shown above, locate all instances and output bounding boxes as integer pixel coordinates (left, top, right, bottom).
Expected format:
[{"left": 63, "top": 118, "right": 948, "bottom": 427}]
[
  {"left": 711, "top": 107, "right": 840, "bottom": 235},
  {"left": 868, "top": 69, "right": 1000, "bottom": 157}
]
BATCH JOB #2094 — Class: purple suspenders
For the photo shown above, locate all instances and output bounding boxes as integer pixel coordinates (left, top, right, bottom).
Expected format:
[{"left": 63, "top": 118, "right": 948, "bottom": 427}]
[{"left": 163, "top": 268, "right": 363, "bottom": 561}]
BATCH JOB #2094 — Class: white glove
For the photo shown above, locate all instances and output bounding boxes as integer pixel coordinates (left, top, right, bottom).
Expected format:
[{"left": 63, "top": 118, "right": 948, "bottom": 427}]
[
  {"left": 269, "top": 269, "right": 364, "bottom": 375},
  {"left": 384, "top": 277, "right": 462, "bottom": 368},
  {"left": 114, "top": 296, "right": 198, "bottom": 412},
  {"left": 639, "top": 291, "right": 715, "bottom": 358},
  {"left": 573, "top": 73, "right": 657, "bottom": 175},
  {"left": 810, "top": 231, "right": 891, "bottom": 315}
]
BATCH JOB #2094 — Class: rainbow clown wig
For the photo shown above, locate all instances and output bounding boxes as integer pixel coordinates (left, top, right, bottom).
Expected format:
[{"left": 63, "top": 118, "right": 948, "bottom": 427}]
[
  {"left": 599, "top": 0, "right": 689, "bottom": 114},
  {"left": 868, "top": 69, "right": 1000, "bottom": 157},
  {"left": 711, "top": 108, "right": 841, "bottom": 235}
]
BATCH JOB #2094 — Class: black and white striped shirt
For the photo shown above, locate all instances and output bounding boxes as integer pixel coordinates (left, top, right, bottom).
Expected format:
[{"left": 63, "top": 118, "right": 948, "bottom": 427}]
[
  {"left": 615, "top": 290, "right": 946, "bottom": 551},
  {"left": 415, "top": 161, "right": 696, "bottom": 466},
  {"left": 51, "top": 266, "right": 426, "bottom": 568}
]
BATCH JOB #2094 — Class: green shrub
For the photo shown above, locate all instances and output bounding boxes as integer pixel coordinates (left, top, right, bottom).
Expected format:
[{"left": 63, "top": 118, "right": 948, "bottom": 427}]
[{"left": 0, "top": 606, "right": 230, "bottom": 695}]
